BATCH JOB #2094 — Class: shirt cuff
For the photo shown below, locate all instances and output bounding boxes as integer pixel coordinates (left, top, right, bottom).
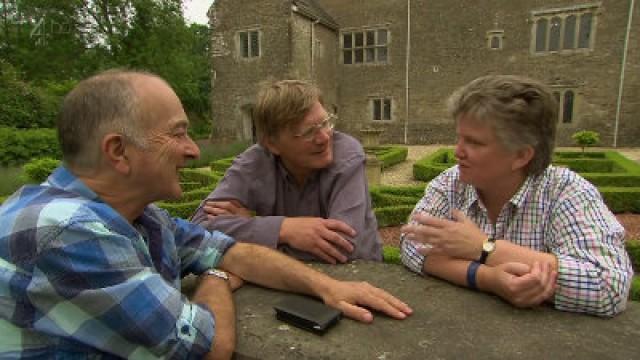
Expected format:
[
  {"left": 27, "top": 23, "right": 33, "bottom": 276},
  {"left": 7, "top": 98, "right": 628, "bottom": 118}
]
[
  {"left": 251, "top": 216, "right": 285, "bottom": 248},
  {"left": 175, "top": 302, "right": 215, "bottom": 357}
]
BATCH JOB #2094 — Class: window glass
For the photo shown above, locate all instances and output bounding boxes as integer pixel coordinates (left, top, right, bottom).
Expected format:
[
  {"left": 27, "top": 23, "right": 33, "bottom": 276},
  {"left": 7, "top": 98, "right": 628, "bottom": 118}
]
[
  {"left": 383, "top": 99, "right": 391, "bottom": 120},
  {"left": 343, "top": 50, "right": 352, "bottom": 64},
  {"left": 366, "top": 48, "right": 375, "bottom": 63},
  {"left": 250, "top": 31, "right": 259, "bottom": 57},
  {"left": 563, "top": 15, "right": 576, "bottom": 49},
  {"left": 378, "top": 29, "right": 388, "bottom": 45},
  {"left": 536, "top": 18, "right": 547, "bottom": 52},
  {"left": 240, "top": 32, "right": 249, "bottom": 57},
  {"left": 549, "top": 17, "right": 561, "bottom": 51},
  {"left": 355, "top": 33, "right": 364, "bottom": 47},
  {"left": 578, "top": 13, "right": 593, "bottom": 48},
  {"left": 490, "top": 36, "right": 500, "bottom": 49},
  {"left": 354, "top": 49, "right": 363, "bottom": 63},
  {"left": 563, "top": 91, "right": 574, "bottom": 123},
  {"left": 378, "top": 47, "right": 387, "bottom": 62},
  {"left": 373, "top": 99, "right": 381, "bottom": 120},
  {"left": 366, "top": 31, "right": 375, "bottom": 46},
  {"left": 343, "top": 33, "right": 352, "bottom": 49}
]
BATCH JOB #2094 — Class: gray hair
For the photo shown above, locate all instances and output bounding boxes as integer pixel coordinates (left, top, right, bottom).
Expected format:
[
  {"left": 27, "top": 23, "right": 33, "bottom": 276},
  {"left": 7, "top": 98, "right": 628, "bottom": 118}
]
[
  {"left": 447, "top": 75, "right": 558, "bottom": 175},
  {"left": 57, "top": 69, "right": 155, "bottom": 169}
]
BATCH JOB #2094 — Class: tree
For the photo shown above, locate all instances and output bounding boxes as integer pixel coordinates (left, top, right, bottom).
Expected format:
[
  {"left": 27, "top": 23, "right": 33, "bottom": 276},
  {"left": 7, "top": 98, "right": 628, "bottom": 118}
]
[{"left": 572, "top": 130, "right": 600, "bottom": 154}]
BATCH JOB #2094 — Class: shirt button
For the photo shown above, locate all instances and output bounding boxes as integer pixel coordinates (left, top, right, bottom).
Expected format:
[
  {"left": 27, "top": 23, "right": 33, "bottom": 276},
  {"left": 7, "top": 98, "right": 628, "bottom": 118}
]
[{"left": 181, "top": 325, "right": 191, "bottom": 335}]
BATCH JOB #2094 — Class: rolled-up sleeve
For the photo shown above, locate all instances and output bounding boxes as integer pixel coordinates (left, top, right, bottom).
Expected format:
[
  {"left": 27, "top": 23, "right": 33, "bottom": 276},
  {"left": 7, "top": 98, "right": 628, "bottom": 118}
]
[
  {"left": 28, "top": 221, "right": 220, "bottom": 359},
  {"left": 549, "top": 190, "right": 633, "bottom": 317}
]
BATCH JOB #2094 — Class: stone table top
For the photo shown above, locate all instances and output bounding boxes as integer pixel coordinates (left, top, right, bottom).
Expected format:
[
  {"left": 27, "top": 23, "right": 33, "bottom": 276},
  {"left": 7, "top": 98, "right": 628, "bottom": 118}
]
[{"left": 229, "top": 261, "right": 639, "bottom": 360}]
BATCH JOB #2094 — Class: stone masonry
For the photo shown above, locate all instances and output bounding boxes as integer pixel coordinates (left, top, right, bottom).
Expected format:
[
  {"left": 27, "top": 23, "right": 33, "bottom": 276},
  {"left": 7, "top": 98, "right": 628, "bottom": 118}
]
[{"left": 208, "top": 0, "right": 640, "bottom": 147}]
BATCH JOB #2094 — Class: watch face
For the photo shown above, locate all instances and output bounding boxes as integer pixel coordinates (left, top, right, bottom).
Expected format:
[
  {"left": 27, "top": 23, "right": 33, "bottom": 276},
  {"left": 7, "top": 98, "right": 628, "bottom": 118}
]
[{"left": 482, "top": 241, "right": 496, "bottom": 252}]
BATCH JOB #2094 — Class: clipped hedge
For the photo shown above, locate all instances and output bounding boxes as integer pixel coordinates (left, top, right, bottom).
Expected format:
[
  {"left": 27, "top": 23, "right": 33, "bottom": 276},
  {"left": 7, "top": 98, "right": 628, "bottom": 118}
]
[
  {"left": 627, "top": 240, "right": 640, "bottom": 272},
  {"left": 383, "top": 246, "right": 401, "bottom": 265},
  {"left": 157, "top": 199, "right": 201, "bottom": 219},
  {"left": 632, "top": 276, "right": 640, "bottom": 302},
  {"left": 413, "top": 148, "right": 453, "bottom": 182},
  {"left": 374, "top": 205, "right": 414, "bottom": 227},
  {"left": 366, "top": 145, "right": 408, "bottom": 169},
  {"left": 210, "top": 157, "right": 234, "bottom": 173},
  {"left": 0, "top": 127, "right": 61, "bottom": 166}
]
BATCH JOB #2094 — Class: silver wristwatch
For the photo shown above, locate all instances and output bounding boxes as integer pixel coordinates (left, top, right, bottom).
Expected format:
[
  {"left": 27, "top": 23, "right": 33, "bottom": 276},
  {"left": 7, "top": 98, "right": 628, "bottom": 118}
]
[{"left": 204, "top": 268, "right": 229, "bottom": 281}]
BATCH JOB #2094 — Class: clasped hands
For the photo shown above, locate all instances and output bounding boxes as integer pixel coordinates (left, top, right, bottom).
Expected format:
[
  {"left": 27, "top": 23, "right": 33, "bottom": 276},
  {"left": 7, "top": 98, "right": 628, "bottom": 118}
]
[
  {"left": 203, "top": 200, "right": 356, "bottom": 264},
  {"left": 401, "top": 210, "right": 556, "bottom": 307}
]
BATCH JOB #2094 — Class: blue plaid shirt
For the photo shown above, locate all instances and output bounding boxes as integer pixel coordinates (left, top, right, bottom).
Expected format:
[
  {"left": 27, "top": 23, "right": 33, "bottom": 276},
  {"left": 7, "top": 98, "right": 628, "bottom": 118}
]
[
  {"left": 401, "top": 165, "right": 633, "bottom": 317},
  {"left": 0, "top": 166, "right": 235, "bottom": 358}
]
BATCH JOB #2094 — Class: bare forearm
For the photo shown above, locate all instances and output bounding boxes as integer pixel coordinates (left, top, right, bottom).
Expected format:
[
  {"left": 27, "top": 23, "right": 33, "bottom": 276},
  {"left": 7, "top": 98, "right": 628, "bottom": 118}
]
[
  {"left": 423, "top": 255, "right": 473, "bottom": 288},
  {"left": 219, "top": 243, "right": 335, "bottom": 297},
  {"left": 486, "top": 240, "right": 557, "bottom": 270},
  {"left": 193, "top": 278, "right": 235, "bottom": 360}
]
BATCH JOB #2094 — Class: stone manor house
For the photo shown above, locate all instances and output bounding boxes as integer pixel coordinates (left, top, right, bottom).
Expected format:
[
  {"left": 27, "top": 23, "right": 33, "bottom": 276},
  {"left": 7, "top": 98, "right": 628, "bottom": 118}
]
[{"left": 207, "top": 0, "right": 639, "bottom": 146}]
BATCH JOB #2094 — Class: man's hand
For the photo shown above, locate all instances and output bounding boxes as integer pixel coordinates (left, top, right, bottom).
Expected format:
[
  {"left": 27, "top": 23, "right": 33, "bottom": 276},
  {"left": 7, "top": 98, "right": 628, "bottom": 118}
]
[
  {"left": 486, "top": 261, "right": 557, "bottom": 308},
  {"left": 401, "top": 210, "right": 486, "bottom": 260},
  {"left": 280, "top": 217, "right": 356, "bottom": 264},
  {"left": 202, "top": 200, "right": 252, "bottom": 218},
  {"left": 320, "top": 280, "right": 413, "bottom": 323}
]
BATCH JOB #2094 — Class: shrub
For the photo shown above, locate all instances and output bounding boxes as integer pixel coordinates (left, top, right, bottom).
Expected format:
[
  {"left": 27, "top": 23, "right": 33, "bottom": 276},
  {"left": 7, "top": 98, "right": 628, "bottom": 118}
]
[
  {"left": 0, "top": 127, "right": 61, "bottom": 166},
  {"left": 626, "top": 240, "right": 640, "bottom": 273},
  {"left": 631, "top": 276, "right": 640, "bottom": 302},
  {"left": 211, "top": 157, "right": 235, "bottom": 173},
  {"left": 156, "top": 199, "right": 201, "bottom": 219},
  {"left": 0, "top": 60, "right": 58, "bottom": 129},
  {"left": 413, "top": 148, "right": 453, "bottom": 182},
  {"left": 374, "top": 205, "right": 414, "bottom": 227},
  {"left": 23, "top": 158, "right": 60, "bottom": 183},
  {"left": 383, "top": 246, "right": 401, "bottom": 265},
  {"left": 366, "top": 146, "right": 409, "bottom": 169},
  {"left": 572, "top": 130, "right": 600, "bottom": 153}
]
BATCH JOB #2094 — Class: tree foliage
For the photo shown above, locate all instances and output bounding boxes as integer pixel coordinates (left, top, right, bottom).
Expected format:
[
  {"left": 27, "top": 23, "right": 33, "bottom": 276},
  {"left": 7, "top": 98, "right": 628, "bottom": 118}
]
[
  {"left": 572, "top": 130, "right": 600, "bottom": 153},
  {"left": 0, "top": 0, "right": 211, "bottom": 134}
]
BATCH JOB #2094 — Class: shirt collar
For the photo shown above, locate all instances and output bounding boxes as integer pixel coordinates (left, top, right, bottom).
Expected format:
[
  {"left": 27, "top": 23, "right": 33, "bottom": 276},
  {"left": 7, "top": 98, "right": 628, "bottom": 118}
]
[
  {"left": 46, "top": 166, "right": 101, "bottom": 202},
  {"left": 457, "top": 168, "right": 536, "bottom": 212}
]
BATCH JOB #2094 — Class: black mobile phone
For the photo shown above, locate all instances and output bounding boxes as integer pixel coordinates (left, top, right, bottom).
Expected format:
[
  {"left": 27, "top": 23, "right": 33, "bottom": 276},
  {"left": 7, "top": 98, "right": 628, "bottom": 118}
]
[{"left": 274, "top": 295, "right": 342, "bottom": 335}]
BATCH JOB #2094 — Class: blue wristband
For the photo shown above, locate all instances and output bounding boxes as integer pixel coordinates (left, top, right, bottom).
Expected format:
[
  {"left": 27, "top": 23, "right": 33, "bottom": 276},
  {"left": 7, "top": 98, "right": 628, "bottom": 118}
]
[{"left": 466, "top": 261, "right": 481, "bottom": 290}]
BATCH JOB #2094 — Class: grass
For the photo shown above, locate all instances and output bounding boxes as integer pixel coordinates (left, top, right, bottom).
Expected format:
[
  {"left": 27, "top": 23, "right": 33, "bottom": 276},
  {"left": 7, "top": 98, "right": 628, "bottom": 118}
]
[
  {"left": 0, "top": 166, "right": 28, "bottom": 196},
  {"left": 187, "top": 140, "right": 250, "bottom": 168}
]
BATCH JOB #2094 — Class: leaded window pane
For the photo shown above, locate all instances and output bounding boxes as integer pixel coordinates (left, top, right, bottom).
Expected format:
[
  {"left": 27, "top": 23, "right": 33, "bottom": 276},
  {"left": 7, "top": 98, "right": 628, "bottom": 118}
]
[
  {"left": 563, "top": 91, "right": 574, "bottom": 123},
  {"left": 563, "top": 15, "right": 576, "bottom": 49},
  {"left": 536, "top": 18, "right": 547, "bottom": 52},
  {"left": 366, "top": 48, "right": 375, "bottom": 62},
  {"left": 373, "top": 99, "right": 381, "bottom": 120},
  {"left": 366, "top": 31, "right": 375, "bottom": 46},
  {"left": 240, "top": 32, "right": 249, "bottom": 57},
  {"left": 343, "top": 33, "right": 352, "bottom": 49},
  {"left": 578, "top": 13, "right": 593, "bottom": 48},
  {"left": 378, "top": 47, "right": 387, "bottom": 62},
  {"left": 355, "top": 32, "right": 364, "bottom": 47},
  {"left": 354, "top": 49, "right": 363, "bottom": 63},
  {"left": 549, "top": 17, "right": 561, "bottom": 51},
  {"left": 343, "top": 50, "right": 352, "bottom": 64},
  {"left": 378, "top": 29, "right": 388, "bottom": 45},
  {"left": 383, "top": 99, "right": 391, "bottom": 120}
]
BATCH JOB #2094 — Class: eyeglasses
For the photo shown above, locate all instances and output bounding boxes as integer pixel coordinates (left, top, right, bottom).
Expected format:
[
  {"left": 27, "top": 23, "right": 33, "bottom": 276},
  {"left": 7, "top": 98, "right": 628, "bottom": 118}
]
[{"left": 292, "top": 113, "right": 336, "bottom": 142}]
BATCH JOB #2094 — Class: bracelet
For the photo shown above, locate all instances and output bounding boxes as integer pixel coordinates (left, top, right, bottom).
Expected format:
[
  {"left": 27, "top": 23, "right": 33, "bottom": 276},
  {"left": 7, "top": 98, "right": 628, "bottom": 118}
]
[{"left": 466, "top": 261, "right": 481, "bottom": 290}]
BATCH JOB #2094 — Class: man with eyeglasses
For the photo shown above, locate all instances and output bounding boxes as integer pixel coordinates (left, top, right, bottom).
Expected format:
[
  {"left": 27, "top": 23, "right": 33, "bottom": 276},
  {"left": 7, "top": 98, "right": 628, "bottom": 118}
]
[{"left": 192, "top": 80, "right": 382, "bottom": 263}]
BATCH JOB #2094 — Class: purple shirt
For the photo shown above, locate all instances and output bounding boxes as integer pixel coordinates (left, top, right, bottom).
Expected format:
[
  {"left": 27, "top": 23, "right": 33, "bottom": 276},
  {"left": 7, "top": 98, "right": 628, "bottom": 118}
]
[{"left": 191, "top": 131, "right": 382, "bottom": 261}]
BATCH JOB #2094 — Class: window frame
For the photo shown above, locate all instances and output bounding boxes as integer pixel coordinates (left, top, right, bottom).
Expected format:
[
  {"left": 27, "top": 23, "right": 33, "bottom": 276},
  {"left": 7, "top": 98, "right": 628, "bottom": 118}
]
[
  {"left": 530, "top": 3, "right": 600, "bottom": 55},
  {"left": 486, "top": 30, "right": 505, "bottom": 50},
  {"left": 236, "top": 28, "right": 261, "bottom": 60},
  {"left": 370, "top": 97, "right": 393, "bottom": 122},
  {"left": 341, "top": 27, "right": 390, "bottom": 65},
  {"left": 552, "top": 88, "right": 577, "bottom": 124}
]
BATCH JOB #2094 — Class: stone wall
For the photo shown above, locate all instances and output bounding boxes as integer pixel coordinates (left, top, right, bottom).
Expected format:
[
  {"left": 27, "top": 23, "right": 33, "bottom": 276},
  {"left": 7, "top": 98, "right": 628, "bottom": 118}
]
[{"left": 211, "top": 0, "right": 640, "bottom": 146}]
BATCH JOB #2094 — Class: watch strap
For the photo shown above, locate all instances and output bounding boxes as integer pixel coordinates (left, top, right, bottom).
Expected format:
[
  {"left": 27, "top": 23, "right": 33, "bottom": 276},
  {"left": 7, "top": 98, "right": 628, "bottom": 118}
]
[
  {"left": 466, "top": 261, "right": 481, "bottom": 290},
  {"left": 205, "top": 269, "right": 229, "bottom": 281}
]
